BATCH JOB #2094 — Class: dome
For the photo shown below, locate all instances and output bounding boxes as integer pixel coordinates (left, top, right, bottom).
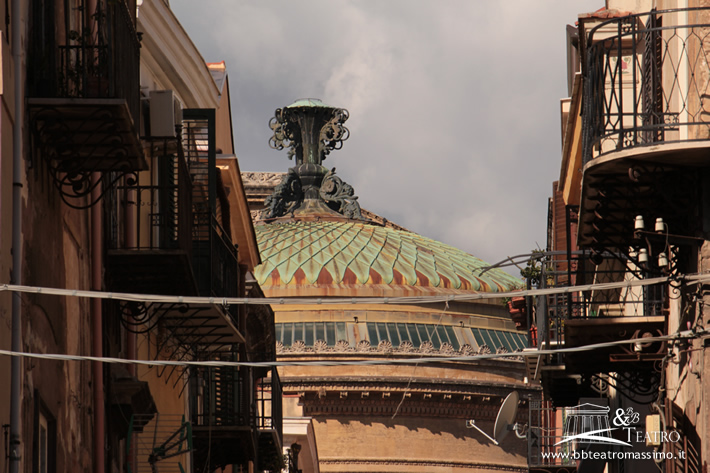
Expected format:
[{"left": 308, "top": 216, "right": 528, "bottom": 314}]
[
  {"left": 246, "top": 99, "right": 531, "bottom": 473},
  {"left": 254, "top": 220, "right": 522, "bottom": 297}
]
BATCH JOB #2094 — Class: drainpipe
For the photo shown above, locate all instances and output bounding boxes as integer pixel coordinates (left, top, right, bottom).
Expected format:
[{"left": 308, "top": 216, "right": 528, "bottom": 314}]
[
  {"left": 9, "top": 0, "right": 24, "bottom": 470},
  {"left": 87, "top": 2, "right": 103, "bottom": 472},
  {"left": 124, "top": 180, "right": 137, "bottom": 473},
  {"left": 125, "top": 182, "right": 136, "bottom": 372},
  {"left": 91, "top": 173, "right": 104, "bottom": 473}
]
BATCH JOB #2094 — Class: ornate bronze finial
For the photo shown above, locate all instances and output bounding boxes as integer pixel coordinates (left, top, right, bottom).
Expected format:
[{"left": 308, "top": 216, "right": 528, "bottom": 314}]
[
  {"left": 268, "top": 98, "right": 349, "bottom": 165},
  {"left": 263, "top": 99, "right": 365, "bottom": 221}
]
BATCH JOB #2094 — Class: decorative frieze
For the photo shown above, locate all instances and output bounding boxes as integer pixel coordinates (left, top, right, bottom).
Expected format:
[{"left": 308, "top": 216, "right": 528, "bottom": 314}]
[{"left": 276, "top": 338, "right": 524, "bottom": 360}]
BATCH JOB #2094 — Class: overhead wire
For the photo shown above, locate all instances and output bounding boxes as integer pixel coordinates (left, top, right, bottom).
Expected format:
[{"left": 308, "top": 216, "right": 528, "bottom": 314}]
[
  {"left": 0, "top": 328, "right": 707, "bottom": 368},
  {"left": 2, "top": 273, "right": 708, "bottom": 371},
  {"left": 2, "top": 271, "right": 708, "bottom": 306}
]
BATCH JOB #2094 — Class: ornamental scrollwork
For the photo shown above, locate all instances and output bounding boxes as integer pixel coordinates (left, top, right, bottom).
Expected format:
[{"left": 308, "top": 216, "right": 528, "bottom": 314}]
[
  {"left": 319, "top": 107, "right": 350, "bottom": 159},
  {"left": 460, "top": 344, "right": 476, "bottom": 356},
  {"left": 320, "top": 167, "right": 363, "bottom": 219},
  {"left": 398, "top": 340, "right": 415, "bottom": 353},
  {"left": 262, "top": 168, "right": 303, "bottom": 219},
  {"left": 268, "top": 104, "right": 350, "bottom": 164},
  {"left": 268, "top": 107, "right": 299, "bottom": 161},
  {"left": 335, "top": 340, "right": 353, "bottom": 352},
  {"left": 273, "top": 338, "right": 526, "bottom": 360},
  {"left": 440, "top": 343, "right": 455, "bottom": 355}
]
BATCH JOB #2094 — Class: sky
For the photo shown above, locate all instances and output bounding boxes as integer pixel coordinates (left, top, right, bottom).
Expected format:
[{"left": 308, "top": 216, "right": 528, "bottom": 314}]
[{"left": 169, "top": 0, "right": 602, "bottom": 276}]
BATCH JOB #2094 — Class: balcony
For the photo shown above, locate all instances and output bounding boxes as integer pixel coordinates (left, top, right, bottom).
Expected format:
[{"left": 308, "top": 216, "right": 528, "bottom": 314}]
[
  {"left": 257, "top": 371, "right": 284, "bottom": 472},
  {"left": 105, "top": 109, "right": 244, "bottom": 354},
  {"left": 578, "top": 8, "right": 710, "bottom": 247},
  {"left": 189, "top": 354, "right": 255, "bottom": 471},
  {"left": 532, "top": 246, "right": 666, "bottom": 407},
  {"left": 27, "top": 0, "right": 144, "bottom": 208}
]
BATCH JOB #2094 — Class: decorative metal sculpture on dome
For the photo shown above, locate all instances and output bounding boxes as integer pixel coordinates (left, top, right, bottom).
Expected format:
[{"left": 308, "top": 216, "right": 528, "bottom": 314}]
[
  {"left": 263, "top": 99, "right": 364, "bottom": 220},
  {"left": 268, "top": 98, "right": 350, "bottom": 165}
]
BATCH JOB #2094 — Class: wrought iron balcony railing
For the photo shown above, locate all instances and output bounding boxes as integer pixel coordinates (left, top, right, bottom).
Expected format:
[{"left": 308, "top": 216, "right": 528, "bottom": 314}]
[
  {"left": 190, "top": 362, "right": 249, "bottom": 429},
  {"left": 105, "top": 109, "right": 243, "bottom": 366},
  {"left": 106, "top": 151, "right": 193, "bottom": 256},
  {"left": 29, "top": 0, "right": 141, "bottom": 121},
  {"left": 256, "top": 371, "right": 284, "bottom": 472},
  {"left": 533, "top": 248, "right": 667, "bottom": 372},
  {"left": 257, "top": 371, "right": 283, "bottom": 434},
  {"left": 583, "top": 7, "right": 710, "bottom": 163},
  {"left": 106, "top": 109, "right": 239, "bottom": 299},
  {"left": 183, "top": 109, "right": 241, "bottom": 308},
  {"left": 27, "top": 0, "right": 143, "bottom": 208}
]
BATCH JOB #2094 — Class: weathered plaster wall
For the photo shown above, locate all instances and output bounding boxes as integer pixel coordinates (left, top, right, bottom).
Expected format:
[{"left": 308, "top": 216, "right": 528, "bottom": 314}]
[
  {"left": 313, "top": 416, "right": 526, "bottom": 473},
  {"left": 20, "top": 166, "right": 95, "bottom": 472}
]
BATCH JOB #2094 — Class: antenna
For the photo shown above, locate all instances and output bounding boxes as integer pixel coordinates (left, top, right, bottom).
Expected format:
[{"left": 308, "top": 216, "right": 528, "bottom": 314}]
[{"left": 466, "top": 391, "right": 527, "bottom": 445}]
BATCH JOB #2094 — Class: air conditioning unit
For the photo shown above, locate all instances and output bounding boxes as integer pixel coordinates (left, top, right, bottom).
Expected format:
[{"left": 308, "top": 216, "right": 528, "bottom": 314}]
[{"left": 149, "top": 90, "right": 182, "bottom": 137}]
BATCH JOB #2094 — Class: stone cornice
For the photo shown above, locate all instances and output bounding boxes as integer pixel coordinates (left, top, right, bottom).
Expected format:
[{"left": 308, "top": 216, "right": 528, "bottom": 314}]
[
  {"left": 281, "top": 376, "right": 537, "bottom": 420},
  {"left": 281, "top": 376, "right": 533, "bottom": 394},
  {"left": 302, "top": 397, "right": 504, "bottom": 420},
  {"left": 138, "top": 0, "right": 220, "bottom": 108}
]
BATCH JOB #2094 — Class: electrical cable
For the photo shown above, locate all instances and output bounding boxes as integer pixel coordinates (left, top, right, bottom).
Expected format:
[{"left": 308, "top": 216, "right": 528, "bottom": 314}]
[
  {"left": 3, "top": 272, "right": 710, "bottom": 306},
  {"left": 0, "top": 328, "right": 706, "bottom": 368}
]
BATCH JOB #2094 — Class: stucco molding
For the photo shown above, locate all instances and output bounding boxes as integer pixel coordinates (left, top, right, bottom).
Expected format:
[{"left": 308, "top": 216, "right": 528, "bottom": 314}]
[
  {"left": 276, "top": 339, "right": 524, "bottom": 360},
  {"left": 283, "top": 378, "right": 527, "bottom": 395},
  {"left": 241, "top": 171, "right": 286, "bottom": 187},
  {"left": 303, "top": 402, "right": 501, "bottom": 420}
]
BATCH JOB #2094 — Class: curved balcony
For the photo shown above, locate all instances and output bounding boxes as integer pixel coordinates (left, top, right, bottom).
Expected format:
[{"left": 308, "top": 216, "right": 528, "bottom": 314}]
[
  {"left": 582, "top": 7, "right": 710, "bottom": 168},
  {"left": 578, "top": 8, "right": 710, "bottom": 248}
]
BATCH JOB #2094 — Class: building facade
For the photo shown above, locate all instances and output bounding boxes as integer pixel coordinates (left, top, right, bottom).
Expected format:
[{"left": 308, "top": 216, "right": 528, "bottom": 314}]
[
  {"left": 527, "top": 1, "right": 710, "bottom": 472},
  {"left": 243, "top": 99, "right": 538, "bottom": 473},
  {"left": 0, "top": 1, "right": 280, "bottom": 473}
]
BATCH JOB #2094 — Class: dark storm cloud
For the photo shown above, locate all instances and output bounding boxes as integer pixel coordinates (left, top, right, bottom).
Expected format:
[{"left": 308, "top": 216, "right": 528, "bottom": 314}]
[{"left": 168, "top": 0, "right": 602, "bottom": 273}]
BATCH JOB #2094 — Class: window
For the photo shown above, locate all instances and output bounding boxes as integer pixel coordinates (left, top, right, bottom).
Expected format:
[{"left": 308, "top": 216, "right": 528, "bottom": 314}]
[
  {"left": 33, "top": 394, "right": 55, "bottom": 473},
  {"left": 38, "top": 414, "right": 47, "bottom": 473}
]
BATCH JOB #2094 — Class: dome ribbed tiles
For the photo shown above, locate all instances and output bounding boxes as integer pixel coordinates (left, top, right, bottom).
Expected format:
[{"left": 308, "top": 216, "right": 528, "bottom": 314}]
[{"left": 254, "top": 221, "right": 522, "bottom": 296}]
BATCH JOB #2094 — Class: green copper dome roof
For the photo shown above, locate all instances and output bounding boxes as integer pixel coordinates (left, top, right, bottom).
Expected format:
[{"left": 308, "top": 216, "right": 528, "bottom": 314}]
[
  {"left": 254, "top": 221, "right": 522, "bottom": 297},
  {"left": 257, "top": 99, "right": 521, "bottom": 298}
]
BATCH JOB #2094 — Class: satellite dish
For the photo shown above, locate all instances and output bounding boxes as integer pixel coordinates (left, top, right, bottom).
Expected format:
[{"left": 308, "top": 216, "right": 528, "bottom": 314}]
[
  {"left": 466, "top": 391, "right": 526, "bottom": 445},
  {"left": 493, "top": 391, "right": 519, "bottom": 443}
]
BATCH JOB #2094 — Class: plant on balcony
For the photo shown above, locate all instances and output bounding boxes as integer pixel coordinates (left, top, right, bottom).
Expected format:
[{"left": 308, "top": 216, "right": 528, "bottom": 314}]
[{"left": 520, "top": 250, "right": 543, "bottom": 286}]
